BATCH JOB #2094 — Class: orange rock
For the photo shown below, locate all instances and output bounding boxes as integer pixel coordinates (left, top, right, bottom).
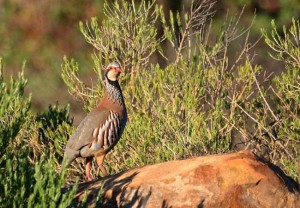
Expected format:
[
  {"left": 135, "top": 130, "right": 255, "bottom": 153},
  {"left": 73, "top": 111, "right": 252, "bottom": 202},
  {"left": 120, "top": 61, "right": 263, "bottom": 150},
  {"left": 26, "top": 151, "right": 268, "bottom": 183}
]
[{"left": 71, "top": 150, "right": 299, "bottom": 207}]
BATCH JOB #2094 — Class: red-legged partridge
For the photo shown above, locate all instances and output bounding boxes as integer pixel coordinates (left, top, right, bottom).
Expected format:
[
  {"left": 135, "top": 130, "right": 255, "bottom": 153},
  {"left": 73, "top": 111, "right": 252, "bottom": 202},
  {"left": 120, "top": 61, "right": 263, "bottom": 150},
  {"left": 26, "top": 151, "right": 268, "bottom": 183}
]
[{"left": 61, "top": 61, "right": 127, "bottom": 180}]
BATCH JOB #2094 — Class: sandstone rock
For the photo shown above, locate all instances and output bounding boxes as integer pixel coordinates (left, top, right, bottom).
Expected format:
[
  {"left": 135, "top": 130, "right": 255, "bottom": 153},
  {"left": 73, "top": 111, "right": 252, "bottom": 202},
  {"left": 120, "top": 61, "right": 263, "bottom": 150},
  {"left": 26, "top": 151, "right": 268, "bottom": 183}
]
[{"left": 69, "top": 150, "right": 299, "bottom": 207}]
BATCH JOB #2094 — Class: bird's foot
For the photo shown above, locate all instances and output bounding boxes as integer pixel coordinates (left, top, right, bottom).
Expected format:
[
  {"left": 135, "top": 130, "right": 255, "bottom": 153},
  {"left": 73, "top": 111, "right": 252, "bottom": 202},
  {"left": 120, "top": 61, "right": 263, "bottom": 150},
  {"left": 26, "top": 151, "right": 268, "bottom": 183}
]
[
  {"left": 86, "top": 175, "right": 93, "bottom": 181},
  {"left": 98, "top": 173, "right": 110, "bottom": 179}
]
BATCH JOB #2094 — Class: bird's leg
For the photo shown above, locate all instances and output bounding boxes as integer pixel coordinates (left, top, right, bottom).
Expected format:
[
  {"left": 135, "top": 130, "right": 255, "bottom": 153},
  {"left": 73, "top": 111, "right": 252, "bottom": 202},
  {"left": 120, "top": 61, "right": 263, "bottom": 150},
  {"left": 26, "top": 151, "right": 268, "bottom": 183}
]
[
  {"left": 85, "top": 157, "right": 93, "bottom": 181},
  {"left": 96, "top": 154, "right": 109, "bottom": 177}
]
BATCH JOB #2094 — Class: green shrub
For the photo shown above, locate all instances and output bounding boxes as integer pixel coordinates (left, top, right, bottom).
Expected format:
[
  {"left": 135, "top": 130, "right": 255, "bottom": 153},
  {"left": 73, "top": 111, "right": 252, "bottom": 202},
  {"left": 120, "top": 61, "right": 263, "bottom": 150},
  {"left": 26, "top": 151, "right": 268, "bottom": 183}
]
[
  {"left": 0, "top": 59, "right": 77, "bottom": 207},
  {"left": 262, "top": 18, "right": 300, "bottom": 179}
]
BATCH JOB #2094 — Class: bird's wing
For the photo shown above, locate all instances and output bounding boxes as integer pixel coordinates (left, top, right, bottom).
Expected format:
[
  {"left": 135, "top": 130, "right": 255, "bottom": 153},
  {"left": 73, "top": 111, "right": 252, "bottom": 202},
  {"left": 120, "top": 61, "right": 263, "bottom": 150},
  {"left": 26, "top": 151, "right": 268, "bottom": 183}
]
[
  {"left": 66, "top": 109, "right": 111, "bottom": 151},
  {"left": 89, "top": 110, "right": 124, "bottom": 152}
]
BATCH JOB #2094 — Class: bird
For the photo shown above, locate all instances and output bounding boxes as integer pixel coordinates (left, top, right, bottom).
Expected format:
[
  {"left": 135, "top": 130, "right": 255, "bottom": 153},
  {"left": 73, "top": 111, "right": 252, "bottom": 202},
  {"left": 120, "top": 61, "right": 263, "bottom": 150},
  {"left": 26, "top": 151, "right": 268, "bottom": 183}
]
[{"left": 61, "top": 61, "right": 127, "bottom": 181}]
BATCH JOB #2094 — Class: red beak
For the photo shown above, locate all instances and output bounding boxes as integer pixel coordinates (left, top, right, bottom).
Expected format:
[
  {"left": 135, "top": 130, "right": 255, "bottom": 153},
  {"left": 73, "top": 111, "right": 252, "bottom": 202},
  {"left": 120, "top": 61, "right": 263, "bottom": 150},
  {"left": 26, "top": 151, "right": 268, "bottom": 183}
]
[{"left": 114, "top": 67, "right": 122, "bottom": 72}]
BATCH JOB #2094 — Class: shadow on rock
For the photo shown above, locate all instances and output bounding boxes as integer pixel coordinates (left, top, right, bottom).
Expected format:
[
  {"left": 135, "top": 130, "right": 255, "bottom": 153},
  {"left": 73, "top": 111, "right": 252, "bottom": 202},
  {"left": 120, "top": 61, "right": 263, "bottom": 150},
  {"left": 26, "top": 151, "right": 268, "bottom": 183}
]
[
  {"left": 254, "top": 153, "right": 299, "bottom": 193},
  {"left": 65, "top": 171, "right": 153, "bottom": 207}
]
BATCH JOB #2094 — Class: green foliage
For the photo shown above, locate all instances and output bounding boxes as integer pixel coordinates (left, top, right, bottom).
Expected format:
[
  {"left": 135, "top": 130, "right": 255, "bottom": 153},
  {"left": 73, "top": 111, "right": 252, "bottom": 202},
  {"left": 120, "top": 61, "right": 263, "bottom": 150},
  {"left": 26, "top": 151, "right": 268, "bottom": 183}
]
[
  {"left": 35, "top": 104, "right": 74, "bottom": 163},
  {"left": 80, "top": 0, "right": 162, "bottom": 71},
  {"left": 0, "top": 60, "right": 30, "bottom": 158},
  {"left": 27, "top": 156, "right": 77, "bottom": 208},
  {"left": 62, "top": 0, "right": 299, "bottom": 183},
  {"left": 262, "top": 18, "right": 300, "bottom": 69},
  {"left": 62, "top": 0, "right": 163, "bottom": 112},
  {"left": 262, "top": 18, "right": 300, "bottom": 179},
  {"left": 0, "top": 59, "right": 77, "bottom": 207}
]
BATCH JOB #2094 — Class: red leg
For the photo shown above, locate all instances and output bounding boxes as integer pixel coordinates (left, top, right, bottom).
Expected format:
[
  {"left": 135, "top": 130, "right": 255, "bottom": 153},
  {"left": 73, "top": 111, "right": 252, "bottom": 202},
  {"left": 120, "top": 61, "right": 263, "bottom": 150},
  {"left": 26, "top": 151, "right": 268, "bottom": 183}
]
[
  {"left": 85, "top": 157, "right": 93, "bottom": 181},
  {"left": 96, "top": 154, "right": 109, "bottom": 177}
]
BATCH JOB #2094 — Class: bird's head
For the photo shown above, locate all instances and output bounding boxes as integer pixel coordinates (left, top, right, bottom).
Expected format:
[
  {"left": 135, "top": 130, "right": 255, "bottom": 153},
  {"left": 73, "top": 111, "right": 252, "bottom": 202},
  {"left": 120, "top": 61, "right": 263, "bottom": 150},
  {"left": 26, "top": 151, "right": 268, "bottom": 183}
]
[{"left": 105, "top": 61, "right": 122, "bottom": 81}]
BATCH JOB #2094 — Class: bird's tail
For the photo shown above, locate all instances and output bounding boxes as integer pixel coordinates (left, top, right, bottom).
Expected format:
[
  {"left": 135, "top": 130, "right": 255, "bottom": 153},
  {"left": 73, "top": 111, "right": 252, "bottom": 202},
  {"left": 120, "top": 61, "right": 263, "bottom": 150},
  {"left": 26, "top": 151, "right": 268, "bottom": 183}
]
[{"left": 60, "top": 149, "right": 78, "bottom": 174}]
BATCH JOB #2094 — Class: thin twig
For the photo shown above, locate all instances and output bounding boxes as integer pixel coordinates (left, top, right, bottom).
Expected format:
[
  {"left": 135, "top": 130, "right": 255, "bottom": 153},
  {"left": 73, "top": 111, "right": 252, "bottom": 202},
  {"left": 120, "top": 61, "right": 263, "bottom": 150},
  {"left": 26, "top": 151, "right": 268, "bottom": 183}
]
[{"left": 249, "top": 62, "right": 279, "bottom": 122}]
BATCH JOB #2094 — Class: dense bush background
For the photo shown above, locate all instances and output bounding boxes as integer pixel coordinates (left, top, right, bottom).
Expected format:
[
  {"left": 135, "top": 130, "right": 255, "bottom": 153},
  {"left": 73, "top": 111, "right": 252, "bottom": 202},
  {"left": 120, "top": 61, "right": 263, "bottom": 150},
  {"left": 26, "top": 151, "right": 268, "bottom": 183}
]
[
  {"left": 1, "top": 0, "right": 299, "bottom": 122},
  {"left": 0, "top": 0, "right": 299, "bottom": 206}
]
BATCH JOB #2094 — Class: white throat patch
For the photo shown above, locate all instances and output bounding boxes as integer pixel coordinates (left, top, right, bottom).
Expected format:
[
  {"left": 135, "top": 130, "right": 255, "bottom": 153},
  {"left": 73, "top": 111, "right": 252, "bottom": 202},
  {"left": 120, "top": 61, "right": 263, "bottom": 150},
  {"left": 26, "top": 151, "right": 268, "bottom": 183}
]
[{"left": 107, "top": 70, "right": 117, "bottom": 81}]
